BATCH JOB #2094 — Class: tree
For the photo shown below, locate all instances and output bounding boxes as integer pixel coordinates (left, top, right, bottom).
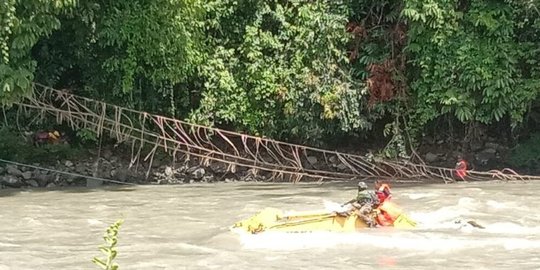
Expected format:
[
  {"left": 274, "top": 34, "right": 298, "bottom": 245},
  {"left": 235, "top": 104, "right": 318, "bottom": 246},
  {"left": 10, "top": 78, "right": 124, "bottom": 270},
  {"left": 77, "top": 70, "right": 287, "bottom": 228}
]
[{"left": 0, "top": 0, "right": 77, "bottom": 104}]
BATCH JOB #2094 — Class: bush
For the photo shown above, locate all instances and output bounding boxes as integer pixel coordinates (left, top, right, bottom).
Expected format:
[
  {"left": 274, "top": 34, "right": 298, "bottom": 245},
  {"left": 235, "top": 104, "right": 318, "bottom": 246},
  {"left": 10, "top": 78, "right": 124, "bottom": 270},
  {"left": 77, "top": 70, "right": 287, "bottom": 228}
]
[{"left": 509, "top": 133, "right": 540, "bottom": 170}]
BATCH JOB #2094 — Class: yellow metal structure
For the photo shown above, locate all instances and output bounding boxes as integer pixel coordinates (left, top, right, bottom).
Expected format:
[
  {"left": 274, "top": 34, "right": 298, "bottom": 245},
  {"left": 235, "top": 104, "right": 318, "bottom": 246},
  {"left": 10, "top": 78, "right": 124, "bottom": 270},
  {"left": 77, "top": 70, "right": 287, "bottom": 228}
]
[{"left": 233, "top": 203, "right": 416, "bottom": 234}]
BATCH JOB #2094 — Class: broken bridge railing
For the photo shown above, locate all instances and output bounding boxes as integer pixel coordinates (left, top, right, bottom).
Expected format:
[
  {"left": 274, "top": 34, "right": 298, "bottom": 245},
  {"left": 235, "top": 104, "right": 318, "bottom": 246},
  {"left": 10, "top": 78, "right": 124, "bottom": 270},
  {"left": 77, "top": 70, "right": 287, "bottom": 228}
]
[{"left": 10, "top": 83, "right": 538, "bottom": 183}]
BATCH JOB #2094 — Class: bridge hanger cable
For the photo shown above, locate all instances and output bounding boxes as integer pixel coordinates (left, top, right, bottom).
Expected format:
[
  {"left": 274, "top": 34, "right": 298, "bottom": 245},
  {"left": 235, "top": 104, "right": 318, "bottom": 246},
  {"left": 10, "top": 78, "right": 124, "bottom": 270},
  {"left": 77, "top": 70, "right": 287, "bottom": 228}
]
[{"left": 0, "top": 158, "right": 137, "bottom": 186}]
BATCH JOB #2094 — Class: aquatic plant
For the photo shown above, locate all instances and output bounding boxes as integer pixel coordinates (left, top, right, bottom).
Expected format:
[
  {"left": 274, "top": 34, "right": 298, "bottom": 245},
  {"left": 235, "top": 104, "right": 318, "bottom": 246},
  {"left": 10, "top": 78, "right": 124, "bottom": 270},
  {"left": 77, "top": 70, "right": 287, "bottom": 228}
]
[{"left": 92, "top": 219, "right": 124, "bottom": 270}]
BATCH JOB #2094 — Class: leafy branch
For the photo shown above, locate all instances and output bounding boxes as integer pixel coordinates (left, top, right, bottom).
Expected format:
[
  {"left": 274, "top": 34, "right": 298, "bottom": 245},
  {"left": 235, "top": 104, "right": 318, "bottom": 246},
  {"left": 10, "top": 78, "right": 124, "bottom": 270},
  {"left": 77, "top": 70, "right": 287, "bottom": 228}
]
[{"left": 92, "top": 219, "right": 124, "bottom": 270}]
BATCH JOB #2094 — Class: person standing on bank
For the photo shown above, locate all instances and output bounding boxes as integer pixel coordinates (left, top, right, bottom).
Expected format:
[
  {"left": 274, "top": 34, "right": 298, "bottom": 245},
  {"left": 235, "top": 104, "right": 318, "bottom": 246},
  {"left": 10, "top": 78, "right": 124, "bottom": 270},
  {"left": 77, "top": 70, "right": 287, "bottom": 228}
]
[{"left": 455, "top": 155, "right": 468, "bottom": 181}]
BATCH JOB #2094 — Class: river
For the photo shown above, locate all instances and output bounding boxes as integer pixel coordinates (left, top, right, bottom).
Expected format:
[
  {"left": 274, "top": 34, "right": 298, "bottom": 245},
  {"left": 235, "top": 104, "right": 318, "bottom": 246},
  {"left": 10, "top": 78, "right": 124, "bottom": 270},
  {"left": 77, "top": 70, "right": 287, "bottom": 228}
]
[{"left": 0, "top": 180, "right": 539, "bottom": 269}]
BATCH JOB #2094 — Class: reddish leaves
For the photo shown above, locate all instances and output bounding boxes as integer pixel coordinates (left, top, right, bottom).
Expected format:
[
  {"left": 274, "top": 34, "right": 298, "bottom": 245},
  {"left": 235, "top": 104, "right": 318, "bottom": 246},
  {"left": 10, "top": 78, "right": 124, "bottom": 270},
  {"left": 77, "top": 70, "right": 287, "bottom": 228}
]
[
  {"left": 345, "top": 21, "right": 407, "bottom": 106},
  {"left": 367, "top": 59, "right": 396, "bottom": 106}
]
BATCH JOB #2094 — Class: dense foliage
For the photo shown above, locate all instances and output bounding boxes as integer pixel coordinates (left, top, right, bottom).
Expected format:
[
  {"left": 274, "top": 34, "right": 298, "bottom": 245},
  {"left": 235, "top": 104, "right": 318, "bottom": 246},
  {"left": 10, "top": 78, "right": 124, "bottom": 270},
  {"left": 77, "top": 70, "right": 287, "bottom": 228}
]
[
  {"left": 403, "top": 0, "right": 540, "bottom": 132},
  {"left": 1, "top": 0, "right": 540, "bottom": 152},
  {"left": 1, "top": 0, "right": 77, "bottom": 103}
]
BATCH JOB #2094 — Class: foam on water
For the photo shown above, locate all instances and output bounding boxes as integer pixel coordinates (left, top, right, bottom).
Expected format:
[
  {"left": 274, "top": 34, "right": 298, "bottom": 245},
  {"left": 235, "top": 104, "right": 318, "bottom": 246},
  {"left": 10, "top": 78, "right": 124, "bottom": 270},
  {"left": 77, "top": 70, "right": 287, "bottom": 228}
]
[
  {"left": 503, "top": 238, "right": 540, "bottom": 250},
  {"left": 21, "top": 217, "right": 42, "bottom": 226},
  {"left": 485, "top": 200, "right": 509, "bottom": 209},
  {"left": 406, "top": 193, "right": 439, "bottom": 200},
  {"left": 323, "top": 200, "right": 351, "bottom": 212},
  {"left": 235, "top": 228, "right": 540, "bottom": 252},
  {"left": 0, "top": 242, "right": 20, "bottom": 248},
  {"left": 235, "top": 196, "right": 540, "bottom": 252},
  {"left": 86, "top": 218, "right": 105, "bottom": 226},
  {"left": 411, "top": 196, "right": 540, "bottom": 234},
  {"left": 89, "top": 204, "right": 111, "bottom": 211},
  {"left": 176, "top": 242, "right": 221, "bottom": 253},
  {"left": 483, "top": 222, "right": 540, "bottom": 235}
]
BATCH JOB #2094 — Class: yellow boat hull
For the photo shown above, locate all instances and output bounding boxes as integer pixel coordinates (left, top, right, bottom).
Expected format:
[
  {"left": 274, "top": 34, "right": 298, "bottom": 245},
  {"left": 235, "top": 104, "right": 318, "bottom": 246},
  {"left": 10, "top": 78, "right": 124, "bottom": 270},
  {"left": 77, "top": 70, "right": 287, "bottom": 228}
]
[{"left": 233, "top": 206, "right": 416, "bottom": 234}]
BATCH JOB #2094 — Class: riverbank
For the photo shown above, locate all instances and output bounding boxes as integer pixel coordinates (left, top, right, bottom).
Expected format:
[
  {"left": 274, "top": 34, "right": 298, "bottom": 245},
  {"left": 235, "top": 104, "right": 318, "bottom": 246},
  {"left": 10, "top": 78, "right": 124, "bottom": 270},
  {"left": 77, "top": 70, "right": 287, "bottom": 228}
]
[
  {"left": 0, "top": 145, "right": 254, "bottom": 189},
  {"left": 0, "top": 130, "right": 525, "bottom": 190}
]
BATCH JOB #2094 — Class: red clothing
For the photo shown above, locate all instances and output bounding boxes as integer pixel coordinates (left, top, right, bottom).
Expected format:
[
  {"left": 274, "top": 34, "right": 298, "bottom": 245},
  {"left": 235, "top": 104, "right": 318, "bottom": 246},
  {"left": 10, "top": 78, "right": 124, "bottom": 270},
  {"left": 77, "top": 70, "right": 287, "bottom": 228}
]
[
  {"left": 376, "top": 192, "right": 386, "bottom": 203},
  {"left": 376, "top": 210, "right": 395, "bottom": 226},
  {"left": 375, "top": 201, "right": 401, "bottom": 226},
  {"left": 455, "top": 159, "right": 468, "bottom": 180},
  {"left": 375, "top": 184, "right": 391, "bottom": 203}
]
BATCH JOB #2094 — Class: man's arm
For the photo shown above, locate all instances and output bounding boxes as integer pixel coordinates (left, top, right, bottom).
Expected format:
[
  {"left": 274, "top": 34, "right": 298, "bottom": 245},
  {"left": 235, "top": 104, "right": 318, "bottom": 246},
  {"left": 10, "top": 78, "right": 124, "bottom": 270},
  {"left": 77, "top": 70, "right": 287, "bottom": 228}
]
[{"left": 341, "top": 198, "right": 356, "bottom": 207}]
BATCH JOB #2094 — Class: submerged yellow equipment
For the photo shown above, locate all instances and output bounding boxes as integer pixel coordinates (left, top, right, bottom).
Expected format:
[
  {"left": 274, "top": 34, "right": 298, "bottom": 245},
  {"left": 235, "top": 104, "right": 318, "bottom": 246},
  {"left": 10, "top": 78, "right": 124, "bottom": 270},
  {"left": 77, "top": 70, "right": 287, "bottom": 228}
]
[{"left": 233, "top": 201, "right": 417, "bottom": 234}]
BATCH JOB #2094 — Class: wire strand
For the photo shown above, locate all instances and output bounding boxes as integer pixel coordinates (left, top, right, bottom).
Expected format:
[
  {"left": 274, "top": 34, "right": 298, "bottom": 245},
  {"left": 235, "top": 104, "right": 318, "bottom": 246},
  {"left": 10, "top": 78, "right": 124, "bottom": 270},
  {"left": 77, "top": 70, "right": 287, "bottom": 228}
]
[{"left": 0, "top": 158, "right": 137, "bottom": 186}]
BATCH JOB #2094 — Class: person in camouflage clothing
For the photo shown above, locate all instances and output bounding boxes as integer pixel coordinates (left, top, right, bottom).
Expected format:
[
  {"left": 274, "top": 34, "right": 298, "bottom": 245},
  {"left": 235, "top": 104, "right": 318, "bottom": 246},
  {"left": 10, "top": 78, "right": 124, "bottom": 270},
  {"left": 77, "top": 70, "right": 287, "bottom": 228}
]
[{"left": 343, "top": 181, "right": 380, "bottom": 227}]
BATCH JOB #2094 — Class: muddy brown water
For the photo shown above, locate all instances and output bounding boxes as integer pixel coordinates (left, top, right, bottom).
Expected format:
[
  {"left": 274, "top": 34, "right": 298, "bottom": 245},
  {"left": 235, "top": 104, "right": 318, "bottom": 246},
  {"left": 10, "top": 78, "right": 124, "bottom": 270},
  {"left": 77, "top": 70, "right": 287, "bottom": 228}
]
[{"left": 0, "top": 180, "right": 538, "bottom": 269}]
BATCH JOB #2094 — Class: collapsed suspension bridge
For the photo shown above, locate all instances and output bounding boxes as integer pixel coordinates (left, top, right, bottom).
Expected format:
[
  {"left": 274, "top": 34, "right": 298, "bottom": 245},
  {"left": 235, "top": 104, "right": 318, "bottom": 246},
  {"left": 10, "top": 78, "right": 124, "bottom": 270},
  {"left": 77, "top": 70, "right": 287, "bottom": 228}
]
[{"left": 7, "top": 83, "right": 537, "bottom": 184}]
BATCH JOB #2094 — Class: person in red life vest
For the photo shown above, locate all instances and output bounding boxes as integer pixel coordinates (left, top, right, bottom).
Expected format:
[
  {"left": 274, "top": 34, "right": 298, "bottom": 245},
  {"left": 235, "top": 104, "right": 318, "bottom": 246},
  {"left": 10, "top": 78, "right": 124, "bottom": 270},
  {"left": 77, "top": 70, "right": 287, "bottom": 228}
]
[
  {"left": 373, "top": 180, "right": 395, "bottom": 226},
  {"left": 374, "top": 180, "right": 392, "bottom": 204},
  {"left": 455, "top": 155, "right": 468, "bottom": 181}
]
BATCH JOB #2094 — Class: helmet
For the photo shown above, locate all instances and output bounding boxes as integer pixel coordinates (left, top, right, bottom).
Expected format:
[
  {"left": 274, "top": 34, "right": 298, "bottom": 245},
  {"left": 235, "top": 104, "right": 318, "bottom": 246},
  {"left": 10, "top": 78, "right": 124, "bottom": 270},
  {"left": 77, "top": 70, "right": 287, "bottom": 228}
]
[{"left": 357, "top": 181, "right": 367, "bottom": 190}]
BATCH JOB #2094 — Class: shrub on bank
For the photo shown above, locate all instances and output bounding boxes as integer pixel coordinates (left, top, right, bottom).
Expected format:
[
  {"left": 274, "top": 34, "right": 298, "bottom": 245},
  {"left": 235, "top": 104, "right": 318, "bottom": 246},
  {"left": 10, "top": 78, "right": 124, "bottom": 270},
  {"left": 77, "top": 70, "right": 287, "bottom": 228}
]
[
  {"left": 509, "top": 133, "right": 540, "bottom": 173},
  {"left": 0, "top": 127, "right": 81, "bottom": 164}
]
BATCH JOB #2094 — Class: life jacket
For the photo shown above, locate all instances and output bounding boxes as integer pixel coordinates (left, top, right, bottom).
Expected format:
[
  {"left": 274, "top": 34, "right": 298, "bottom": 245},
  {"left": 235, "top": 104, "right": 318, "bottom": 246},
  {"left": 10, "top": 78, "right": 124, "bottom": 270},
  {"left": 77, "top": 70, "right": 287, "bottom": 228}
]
[
  {"left": 376, "top": 210, "right": 394, "bottom": 226},
  {"left": 375, "top": 184, "right": 392, "bottom": 203},
  {"left": 376, "top": 201, "right": 402, "bottom": 226}
]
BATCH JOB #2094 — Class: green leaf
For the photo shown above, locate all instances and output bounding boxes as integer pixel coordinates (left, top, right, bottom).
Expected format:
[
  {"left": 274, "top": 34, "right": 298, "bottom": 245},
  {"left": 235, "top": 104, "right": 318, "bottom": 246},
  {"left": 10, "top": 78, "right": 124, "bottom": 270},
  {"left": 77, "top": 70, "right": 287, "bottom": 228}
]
[{"left": 92, "top": 258, "right": 107, "bottom": 269}]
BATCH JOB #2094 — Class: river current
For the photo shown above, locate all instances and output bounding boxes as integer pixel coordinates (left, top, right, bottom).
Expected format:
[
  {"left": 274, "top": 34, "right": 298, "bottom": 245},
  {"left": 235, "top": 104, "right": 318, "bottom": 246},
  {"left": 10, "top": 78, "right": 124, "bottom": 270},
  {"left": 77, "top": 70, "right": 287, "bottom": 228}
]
[{"left": 0, "top": 180, "right": 539, "bottom": 269}]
